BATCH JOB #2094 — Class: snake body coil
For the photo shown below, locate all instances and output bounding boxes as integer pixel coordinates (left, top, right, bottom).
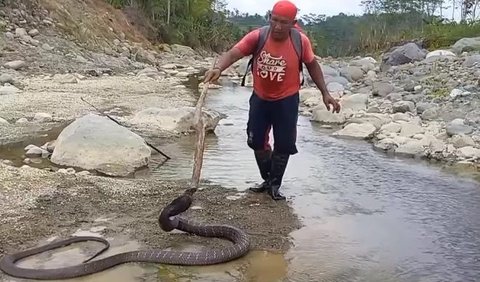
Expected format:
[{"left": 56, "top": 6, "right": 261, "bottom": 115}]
[{"left": 0, "top": 194, "right": 250, "bottom": 280}]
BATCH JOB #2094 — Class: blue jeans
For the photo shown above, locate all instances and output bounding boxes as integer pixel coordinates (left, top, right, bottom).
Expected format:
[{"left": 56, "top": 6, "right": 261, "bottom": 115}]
[{"left": 246, "top": 91, "right": 299, "bottom": 155}]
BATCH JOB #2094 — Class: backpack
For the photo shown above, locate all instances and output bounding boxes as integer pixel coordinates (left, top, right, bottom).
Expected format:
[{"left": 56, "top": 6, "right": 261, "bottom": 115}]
[{"left": 241, "top": 25, "right": 305, "bottom": 87}]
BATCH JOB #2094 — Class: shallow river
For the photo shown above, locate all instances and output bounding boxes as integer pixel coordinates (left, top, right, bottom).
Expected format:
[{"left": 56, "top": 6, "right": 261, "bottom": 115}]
[
  {"left": 148, "top": 85, "right": 480, "bottom": 282},
  {"left": 3, "top": 85, "right": 480, "bottom": 282}
]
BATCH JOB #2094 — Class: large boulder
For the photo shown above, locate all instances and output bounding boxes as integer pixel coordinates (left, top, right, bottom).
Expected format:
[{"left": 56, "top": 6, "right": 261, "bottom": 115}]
[
  {"left": 382, "top": 42, "right": 428, "bottom": 66},
  {"left": 50, "top": 114, "right": 151, "bottom": 177},
  {"left": 451, "top": 37, "right": 480, "bottom": 54},
  {"left": 128, "top": 107, "right": 225, "bottom": 135}
]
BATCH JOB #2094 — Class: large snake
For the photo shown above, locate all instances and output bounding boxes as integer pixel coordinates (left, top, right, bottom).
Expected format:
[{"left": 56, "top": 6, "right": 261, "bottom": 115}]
[{"left": 0, "top": 193, "right": 251, "bottom": 280}]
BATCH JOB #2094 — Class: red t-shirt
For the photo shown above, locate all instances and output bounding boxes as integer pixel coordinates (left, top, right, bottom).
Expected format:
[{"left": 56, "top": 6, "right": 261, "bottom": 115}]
[{"left": 233, "top": 28, "right": 315, "bottom": 101}]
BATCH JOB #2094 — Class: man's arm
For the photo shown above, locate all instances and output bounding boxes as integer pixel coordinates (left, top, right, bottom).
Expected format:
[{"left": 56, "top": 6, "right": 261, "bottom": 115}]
[{"left": 214, "top": 48, "right": 246, "bottom": 72}]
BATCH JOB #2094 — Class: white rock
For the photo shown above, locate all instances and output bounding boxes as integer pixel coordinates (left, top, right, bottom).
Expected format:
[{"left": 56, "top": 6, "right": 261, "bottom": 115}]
[
  {"left": 426, "top": 50, "right": 456, "bottom": 58},
  {"left": 0, "top": 84, "right": 20, "bottom": 95},
  {"left": 450, "top": 88, "right": 464, "bottom": 98},
  {"left": 332, "top": 123, "right": 377, "bottom": 139},
  {"left": 395, "top": 139, "right": 426, "bottom": 157},
  {"left": 456, "top": 146, "right": 480, "bottom": 159},
  {"left": 33, "top": 113, "right": 53, "bottom": 123},
  {"left": 399, "top": 123, "right": 425, "bottom": 137},
  {"left": 4, "top": 60, "right": 26, "bottom": 70},
  {"left": 50, "top": 114, "right": 152, "bottom": 177},
  {"left": 310, "top": 107, "right": 347, "bottom": 124},
  {"left": 340, "top": 94, "right": 368, "bottom": 112}
]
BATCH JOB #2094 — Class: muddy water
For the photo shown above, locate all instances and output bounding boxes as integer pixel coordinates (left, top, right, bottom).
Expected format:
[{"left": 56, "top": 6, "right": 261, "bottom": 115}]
[{"left": 148, "top": 85, "right": 480, "bottom": 282}]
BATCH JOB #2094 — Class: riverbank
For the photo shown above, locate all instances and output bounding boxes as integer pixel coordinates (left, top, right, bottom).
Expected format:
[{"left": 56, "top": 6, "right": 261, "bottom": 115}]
[{"left": 297, "top": 44, "right": 480, "bottom": 171}]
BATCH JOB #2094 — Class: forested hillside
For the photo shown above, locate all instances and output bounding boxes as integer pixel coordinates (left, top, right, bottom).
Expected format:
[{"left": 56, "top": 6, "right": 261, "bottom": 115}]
[{"left": 106, "top": 0, "right": 480, "bottom": 57}]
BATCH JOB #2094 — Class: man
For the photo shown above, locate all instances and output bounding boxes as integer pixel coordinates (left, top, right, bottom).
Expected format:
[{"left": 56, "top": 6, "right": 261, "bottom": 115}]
[{"left": 203, "top": 0, "right": 340, "bottom": 201}]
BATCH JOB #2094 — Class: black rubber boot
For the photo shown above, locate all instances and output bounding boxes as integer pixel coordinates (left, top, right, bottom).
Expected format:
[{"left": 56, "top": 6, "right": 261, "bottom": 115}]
[
  {"left": 249, "top": 149, "right": 272, "bottom": 193},
  {"left": 267, "top": 152, "right": 290, "bottom": 201}
]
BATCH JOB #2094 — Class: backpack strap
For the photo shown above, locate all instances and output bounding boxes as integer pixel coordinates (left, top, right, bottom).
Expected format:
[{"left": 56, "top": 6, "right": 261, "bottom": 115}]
[
  {"left": 289, "top": 28, "right": 305, "bottom": 86},
  {"left": 241, "top": 26, "right": 270, "bottom": 87},
  {"left": 241, "top": 26, "right": 305, "bottom": 87}
]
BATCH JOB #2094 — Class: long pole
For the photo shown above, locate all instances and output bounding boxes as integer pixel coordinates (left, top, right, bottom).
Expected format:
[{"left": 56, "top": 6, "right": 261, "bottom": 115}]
[{"left": 188, "top": 58, "right": 217, "bottom": 192}]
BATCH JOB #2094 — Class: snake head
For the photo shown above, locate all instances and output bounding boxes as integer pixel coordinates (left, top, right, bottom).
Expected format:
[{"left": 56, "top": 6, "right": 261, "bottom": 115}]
[{"left": 158, "top": 194, "right": 193, "bottom": 232}]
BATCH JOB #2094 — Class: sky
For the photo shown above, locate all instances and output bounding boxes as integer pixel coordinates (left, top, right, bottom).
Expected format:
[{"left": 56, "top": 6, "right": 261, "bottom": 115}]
[{"left": 224, "top": 0, "right": 366, "bottom": 18}]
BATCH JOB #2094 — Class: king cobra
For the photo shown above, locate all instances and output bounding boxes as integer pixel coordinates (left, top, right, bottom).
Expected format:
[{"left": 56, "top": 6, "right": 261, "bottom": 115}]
[{"left": 0, "top": 192, "right": 251, "bottom": 280}]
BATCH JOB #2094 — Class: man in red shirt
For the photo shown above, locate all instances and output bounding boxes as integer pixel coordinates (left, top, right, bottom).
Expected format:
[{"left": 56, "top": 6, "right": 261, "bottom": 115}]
[{"left": 203, "top": 0, "right": 340, "bottom": 200}]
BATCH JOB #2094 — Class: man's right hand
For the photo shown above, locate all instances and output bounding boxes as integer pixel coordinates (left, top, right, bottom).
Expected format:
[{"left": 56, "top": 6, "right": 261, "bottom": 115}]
[{"left": 203, "top": 68, "right": 221, "bottom": 83}]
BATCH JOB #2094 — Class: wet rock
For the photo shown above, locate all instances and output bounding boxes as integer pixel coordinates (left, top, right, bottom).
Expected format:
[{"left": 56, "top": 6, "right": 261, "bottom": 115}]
[
  {"left": 395, "top": 139, "right": 426, "bottom": 157},
  {"left": 310, "top": 106, "right": 347, "bottom": 124},
  {"left": 347, "top": 113, "right": 391, "bottom": 129},
  {"left": 25, "top": 145, "right": 50, "bottom": 158},
  {"left": 50, "top": 113, "right": 151, "bottom": 177},
  {"left": 332, "top": 122, "right": 377, "bottom": 139},
  {"left": 128, "top": 107, "right": 225, "bottom": 135}
]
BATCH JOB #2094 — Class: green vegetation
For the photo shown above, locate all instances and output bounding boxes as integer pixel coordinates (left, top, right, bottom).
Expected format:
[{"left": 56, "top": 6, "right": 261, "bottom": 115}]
[{"left": 106, "top": 0, "right": 480, "bottom": 56}]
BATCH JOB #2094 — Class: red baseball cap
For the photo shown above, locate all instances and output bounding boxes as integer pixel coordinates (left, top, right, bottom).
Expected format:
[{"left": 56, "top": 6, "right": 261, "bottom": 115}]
[{"left": 271, "top": 0, "right": 298, "bottom": 20}]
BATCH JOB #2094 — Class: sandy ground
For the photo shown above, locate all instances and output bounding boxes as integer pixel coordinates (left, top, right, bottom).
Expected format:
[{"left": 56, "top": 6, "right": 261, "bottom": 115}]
[{"left": 0, "top": 72, "right": 301, "bottom": 281}]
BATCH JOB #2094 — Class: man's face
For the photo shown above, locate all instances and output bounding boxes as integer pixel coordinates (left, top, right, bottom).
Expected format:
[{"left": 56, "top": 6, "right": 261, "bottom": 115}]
[{"left": 269, "top": 13, "right": 295, "bottom": 41}]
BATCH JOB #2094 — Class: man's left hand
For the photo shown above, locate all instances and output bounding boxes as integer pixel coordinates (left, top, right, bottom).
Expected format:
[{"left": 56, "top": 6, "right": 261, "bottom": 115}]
[{"left": 322, "top": 93, "right": 341, "bottom": 113}]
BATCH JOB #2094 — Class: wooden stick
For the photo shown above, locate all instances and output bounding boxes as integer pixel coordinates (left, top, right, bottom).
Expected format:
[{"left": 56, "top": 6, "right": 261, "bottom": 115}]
[{"left": 189, "top": 58, "right": 217, "bottom": 191}]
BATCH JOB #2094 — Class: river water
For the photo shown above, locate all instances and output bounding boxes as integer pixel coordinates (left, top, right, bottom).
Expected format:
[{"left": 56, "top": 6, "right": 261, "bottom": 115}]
[{"left": 149, "top": 85, "right": 480, "bottom": 282}]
